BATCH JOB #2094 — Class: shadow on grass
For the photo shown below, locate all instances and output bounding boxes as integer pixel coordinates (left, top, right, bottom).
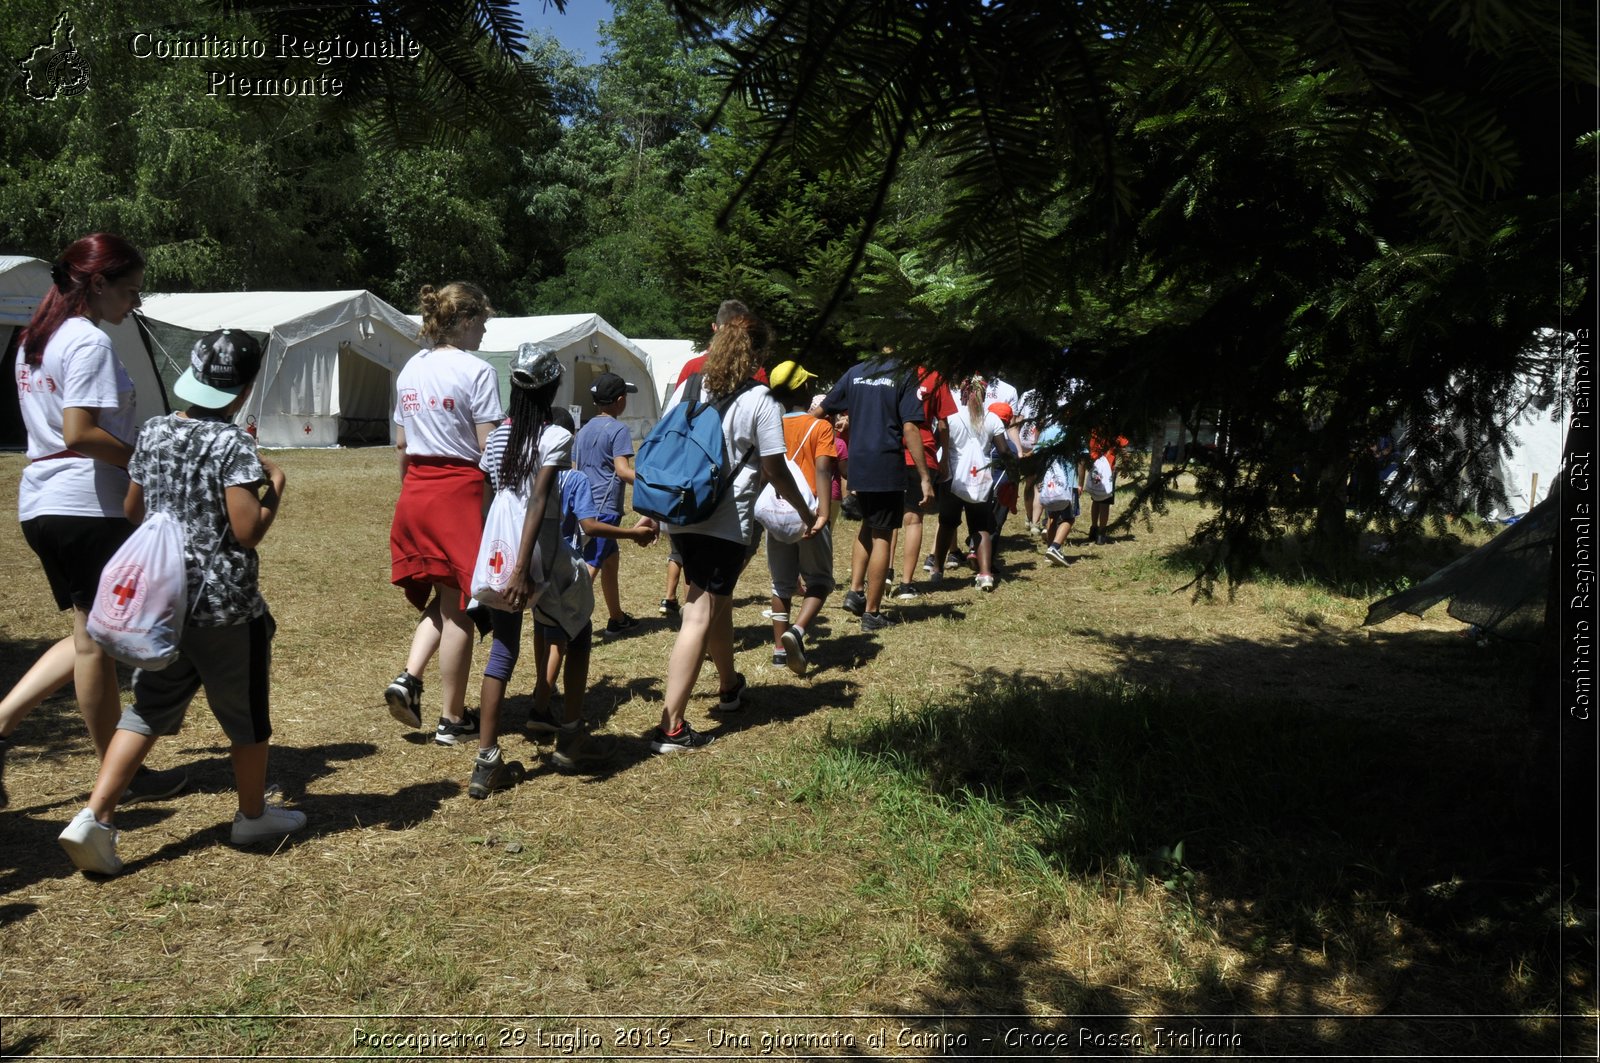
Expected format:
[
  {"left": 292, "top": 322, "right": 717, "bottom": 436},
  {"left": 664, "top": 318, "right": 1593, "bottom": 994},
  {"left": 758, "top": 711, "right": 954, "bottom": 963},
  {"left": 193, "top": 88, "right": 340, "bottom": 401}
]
[
  {"left": 827, "top": 660, "right": 1587, "bottom": 1057},
  {"left": 1156, "top": 520, "right": 1495, "bottom": 599}
]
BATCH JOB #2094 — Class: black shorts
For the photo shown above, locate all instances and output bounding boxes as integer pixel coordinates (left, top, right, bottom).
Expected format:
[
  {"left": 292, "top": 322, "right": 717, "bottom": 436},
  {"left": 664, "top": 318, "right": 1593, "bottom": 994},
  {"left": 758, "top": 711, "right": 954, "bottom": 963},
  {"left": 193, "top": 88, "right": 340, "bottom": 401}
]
[
  {"left": 902, "top": 466, "right": 934, "bottom": 513},
  {"left": 938, "top": 491, "right": 996, "bottom": 535},
  {"left": 675, "top": 532, "right": 749, "bottom": 597},
  {"left": 855, "top": 490, "right": 903, "bottom": 532},
  {"left": 21, "top": 515, "right": 134, "bottom": 610}
]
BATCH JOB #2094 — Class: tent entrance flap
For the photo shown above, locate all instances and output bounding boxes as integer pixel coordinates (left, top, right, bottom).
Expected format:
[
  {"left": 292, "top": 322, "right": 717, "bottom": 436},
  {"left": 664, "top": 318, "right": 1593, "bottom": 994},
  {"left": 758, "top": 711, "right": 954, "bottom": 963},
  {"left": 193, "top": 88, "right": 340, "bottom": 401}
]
[{"left": 337, "top": 342, "right": 393, "bottom": 446}]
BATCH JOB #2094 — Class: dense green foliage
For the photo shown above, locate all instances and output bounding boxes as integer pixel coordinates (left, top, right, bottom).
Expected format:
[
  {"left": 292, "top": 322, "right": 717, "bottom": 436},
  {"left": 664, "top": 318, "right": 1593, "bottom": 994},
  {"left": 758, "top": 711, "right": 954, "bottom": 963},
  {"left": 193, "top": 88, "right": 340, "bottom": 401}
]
[{"left": 3, "top": 0, "right": 1591, "bottom": 573}]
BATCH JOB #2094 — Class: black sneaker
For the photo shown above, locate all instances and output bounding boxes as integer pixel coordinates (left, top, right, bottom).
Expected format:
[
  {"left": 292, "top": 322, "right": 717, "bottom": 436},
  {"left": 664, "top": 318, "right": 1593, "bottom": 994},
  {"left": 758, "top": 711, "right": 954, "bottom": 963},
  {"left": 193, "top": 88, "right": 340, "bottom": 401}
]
[
  {"left": 552, "top": 725, "right": 617, "bottom": 771},
  {"left": 605, "top": 613, "right": 639, "bottom": 634},
  {"left": 522, "top": 703, "right": 564, "bottom": 738},
  {"left": 658, "top": 598, "right": 679, "bottom": 617},
  {"left": 1045, "top": 543, "right": 1069, "bottom": 566},
  {"left": 649, "top": 723, "right": 715, "bottom": 754},
  {"left": 771, "top": 650, "right": 788, "bottom": 668},
  {"left": 892, "top": 583, "right": 920, "bottom": 601},
  {"left": 121, "top": 764, "right": 189, "bottom": 805},
  {"left": 711, "top": 673, "right": 746, "bottom": 714},
  {"left": 842, "top": 589, "right": 867, "bottom": 616},
  {"left": 861, "top": 610, "right": 892, "bottom": 632},
  {"left": 945, "top": 550, "right": 963, "bottom": 569},
  {"left": 434, "top": 711, "right": 481, "bottom": 746},
  {"left": 780, "top": 626, "right": 808, "bottom": 677},
  {"left": 384, "top": 671, "right": 423, "bottom": 729}
]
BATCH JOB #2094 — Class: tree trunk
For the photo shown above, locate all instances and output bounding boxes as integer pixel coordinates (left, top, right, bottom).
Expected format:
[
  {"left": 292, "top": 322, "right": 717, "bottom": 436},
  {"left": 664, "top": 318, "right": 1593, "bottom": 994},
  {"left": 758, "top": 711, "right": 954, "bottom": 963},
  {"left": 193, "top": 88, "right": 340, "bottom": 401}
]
[{"left": 1146, "top": 428, "right": 1166, "bottom": 506}]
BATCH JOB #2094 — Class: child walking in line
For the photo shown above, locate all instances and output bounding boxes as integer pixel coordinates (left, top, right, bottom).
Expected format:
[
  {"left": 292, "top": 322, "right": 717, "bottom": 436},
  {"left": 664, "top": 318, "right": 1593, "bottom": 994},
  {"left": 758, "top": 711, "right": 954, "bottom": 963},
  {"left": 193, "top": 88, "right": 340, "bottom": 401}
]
[
  {"left": 470, "top": 345, "right": 567, "bottom": 796},
  {"left": 58, "top": 330, "right": 302, "bottom": 875},
  {"left": 522, "top": 410, "right": 658, "bottom": 756},
  {"left": 763, "top": 361, "right": 836, "bottom": 677},
  {"left": 574, "top": 372, "right": 641, "bottom": 634}
]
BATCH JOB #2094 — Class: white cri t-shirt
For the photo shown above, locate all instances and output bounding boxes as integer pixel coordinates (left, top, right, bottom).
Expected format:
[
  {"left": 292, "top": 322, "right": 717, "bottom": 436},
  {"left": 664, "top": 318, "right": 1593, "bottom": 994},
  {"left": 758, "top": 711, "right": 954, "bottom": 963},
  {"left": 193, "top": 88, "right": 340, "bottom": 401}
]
[
  {"left": 392, "top": 347, "right": 504, "bottom": 463},
  {"left": 17, "top": 316, "right": 138, "bottom": 520}
]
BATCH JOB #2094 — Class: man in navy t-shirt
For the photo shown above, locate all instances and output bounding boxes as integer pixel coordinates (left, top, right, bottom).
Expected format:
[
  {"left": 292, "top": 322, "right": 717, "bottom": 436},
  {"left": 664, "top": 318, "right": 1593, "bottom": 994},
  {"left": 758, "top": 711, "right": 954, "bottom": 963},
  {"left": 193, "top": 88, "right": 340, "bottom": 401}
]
[{"left": 823, "top": 356, "right": 932, "bottom": 630}]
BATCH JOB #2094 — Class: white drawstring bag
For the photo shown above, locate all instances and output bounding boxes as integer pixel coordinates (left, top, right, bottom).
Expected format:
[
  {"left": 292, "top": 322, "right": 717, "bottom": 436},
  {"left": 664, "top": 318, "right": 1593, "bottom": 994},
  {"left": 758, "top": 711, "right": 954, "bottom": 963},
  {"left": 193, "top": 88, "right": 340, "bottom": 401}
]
[
  {"left": 1038, "top": 459, "right": 1076, "bottom": 512},
  {"left": 472, "top": 487, "right": 543, "bottom": 612},
  {"left": 87, "top": 512, "right": 192, "bottom": 670},
  {"left": 753, "top": 418, "right": 821, "bottom": 543},
  {"left": 950, "top": 432, "right": 995, "bottom": 504},
  {"left": 1086, "top": 454, "right": 1115, "bottom": 501}
]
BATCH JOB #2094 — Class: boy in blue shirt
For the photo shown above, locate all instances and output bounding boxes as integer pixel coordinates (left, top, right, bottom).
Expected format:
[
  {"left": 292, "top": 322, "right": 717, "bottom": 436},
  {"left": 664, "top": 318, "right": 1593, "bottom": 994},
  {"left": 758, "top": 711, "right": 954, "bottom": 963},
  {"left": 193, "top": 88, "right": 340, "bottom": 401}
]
[{"left": 574, "top": 373, "right": 640, "bottom": 634}]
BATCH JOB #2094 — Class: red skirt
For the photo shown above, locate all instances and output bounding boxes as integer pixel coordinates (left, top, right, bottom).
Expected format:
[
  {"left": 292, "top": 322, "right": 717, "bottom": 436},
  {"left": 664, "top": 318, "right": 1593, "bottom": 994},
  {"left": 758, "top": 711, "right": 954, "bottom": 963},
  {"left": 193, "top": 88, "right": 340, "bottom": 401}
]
[{"left": 390, "top": 458, "right": 485, "bottom": 611}]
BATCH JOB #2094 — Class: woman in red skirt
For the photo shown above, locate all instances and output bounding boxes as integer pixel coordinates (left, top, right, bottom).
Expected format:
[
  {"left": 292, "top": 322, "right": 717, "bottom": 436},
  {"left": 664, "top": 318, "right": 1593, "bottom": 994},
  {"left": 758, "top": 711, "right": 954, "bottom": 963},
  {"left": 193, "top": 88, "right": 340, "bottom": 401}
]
[{"left": 384, "top": 282, "right": 504, "bottom": 745}]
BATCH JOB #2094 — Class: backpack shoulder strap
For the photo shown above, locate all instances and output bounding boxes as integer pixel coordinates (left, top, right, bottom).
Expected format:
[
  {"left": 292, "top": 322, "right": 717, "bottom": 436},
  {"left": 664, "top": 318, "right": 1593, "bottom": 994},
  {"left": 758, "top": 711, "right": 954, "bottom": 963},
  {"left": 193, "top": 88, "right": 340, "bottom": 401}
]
[
  {"left": 789, "top": 415, "right": 822, "bottom": 463},
  {"left": 682, "top": 372, "right": 705, "bottom": 411}
]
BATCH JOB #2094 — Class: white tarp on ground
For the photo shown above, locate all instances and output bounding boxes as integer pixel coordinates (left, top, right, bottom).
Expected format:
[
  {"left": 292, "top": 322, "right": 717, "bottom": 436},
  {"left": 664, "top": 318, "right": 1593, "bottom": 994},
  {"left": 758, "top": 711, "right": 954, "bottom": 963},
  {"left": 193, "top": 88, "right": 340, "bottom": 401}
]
[
  {"left": 440, "top": 313, "right": 661, "bottom": 439},
  {"left": 102, "top": 290, "right": 420, "bottom": 448},
  {"left": 2, "top": 255, "right": 170, "bottom": 445},
  {"left": 633, "top": 338, "right": 700, "bottom": 407}
]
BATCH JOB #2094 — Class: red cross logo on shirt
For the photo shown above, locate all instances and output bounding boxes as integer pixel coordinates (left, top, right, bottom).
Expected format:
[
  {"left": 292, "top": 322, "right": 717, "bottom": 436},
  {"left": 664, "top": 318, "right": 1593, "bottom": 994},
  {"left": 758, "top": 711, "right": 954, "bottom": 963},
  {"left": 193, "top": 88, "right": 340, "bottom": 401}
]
[{"left": 489, "top": 549, "right": 505, "bottom": 575}]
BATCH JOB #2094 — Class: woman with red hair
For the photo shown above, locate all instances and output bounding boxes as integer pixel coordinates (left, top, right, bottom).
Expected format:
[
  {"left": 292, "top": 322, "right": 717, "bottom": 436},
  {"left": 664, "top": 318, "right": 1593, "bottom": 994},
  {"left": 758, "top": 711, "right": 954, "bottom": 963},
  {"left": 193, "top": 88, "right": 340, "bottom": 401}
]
[{"left": 0, "top": 234, "right": 186, "bottom": 808}]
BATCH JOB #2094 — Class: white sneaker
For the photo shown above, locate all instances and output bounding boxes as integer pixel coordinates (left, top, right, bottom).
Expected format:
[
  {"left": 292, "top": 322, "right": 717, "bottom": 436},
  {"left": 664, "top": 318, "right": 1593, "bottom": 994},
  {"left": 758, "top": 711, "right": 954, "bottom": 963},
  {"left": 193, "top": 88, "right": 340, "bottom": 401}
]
[
  {"left": 231, "top": 805, "right": 308, "bottom": 846},
  {"left": 58, "top": 807, "right": 123, "bottom": 875}
]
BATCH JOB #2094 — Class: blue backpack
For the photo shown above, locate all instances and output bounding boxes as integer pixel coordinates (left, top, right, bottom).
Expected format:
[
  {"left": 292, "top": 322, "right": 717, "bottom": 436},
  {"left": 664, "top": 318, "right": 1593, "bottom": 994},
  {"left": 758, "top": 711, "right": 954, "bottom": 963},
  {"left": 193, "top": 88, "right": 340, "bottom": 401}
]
[{"left": 632, "top": 374, "right": 757, "bottom": 526}]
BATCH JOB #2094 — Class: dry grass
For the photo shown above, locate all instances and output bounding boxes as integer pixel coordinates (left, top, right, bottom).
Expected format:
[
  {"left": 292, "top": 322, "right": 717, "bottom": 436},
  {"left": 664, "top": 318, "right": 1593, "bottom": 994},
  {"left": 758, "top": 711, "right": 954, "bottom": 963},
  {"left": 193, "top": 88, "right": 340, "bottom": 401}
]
[{"left": 0, "top": 448, "right": 1585, "bottom": 1059}]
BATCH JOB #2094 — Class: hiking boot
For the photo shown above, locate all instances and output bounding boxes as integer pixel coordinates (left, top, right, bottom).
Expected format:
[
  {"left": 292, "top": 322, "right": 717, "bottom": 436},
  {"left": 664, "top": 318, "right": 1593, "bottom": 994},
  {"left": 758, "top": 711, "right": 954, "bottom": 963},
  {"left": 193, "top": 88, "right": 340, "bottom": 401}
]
[
  {"left": 552, "top": 726, "right": 617, "bottom": 771},
  {"left": 433, "top": 711, "right": 481, "bottom": 746},
  {"left": 841, "top": 589, "right": 867, "bottom": 616},
  {"left": 861, "top": 610, "right": 892, "bottom": 632},
  {"left": 59, "top": 807, "right": 122, "bottom": 875},
  {"left": 780, "top": 626, "right": 808, "bottom": 677},
  {"left": 122, "top": 764, "right": 189, "bottom": 805},
  {"left": 468, "top": 747, "right": 522, "bottom": 798},
  {"left": 384, "top": 671, "right": 423, "bottom": 729},
  {"left": 711, "top": 672, "right": 746, "bottom": 714},
  {"left": 230, "top": 805, "right": 308, "bottom": 846},
  {"left": 1044, "top": 543, "right": 1069, "bottom": 566},
  {"left": 658, "top": 598, "right": 679, "bottom": 617},
  {"left": 892, "top": 583, "right": 920, "bottom": 601},
  {"left": 605, "top": 613, "right": 639, "bottom": 635},
  {"left": 649, "top": 723, "right": 714, "bottom": 754}
]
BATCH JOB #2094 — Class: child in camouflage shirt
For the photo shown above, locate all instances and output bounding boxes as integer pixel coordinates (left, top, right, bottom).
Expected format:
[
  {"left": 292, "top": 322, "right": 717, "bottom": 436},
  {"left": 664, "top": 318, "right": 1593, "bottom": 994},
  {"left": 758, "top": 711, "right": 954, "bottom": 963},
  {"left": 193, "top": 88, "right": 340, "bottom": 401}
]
[{"left": 58, "top": 329, "right": 305, "bottom": 875}]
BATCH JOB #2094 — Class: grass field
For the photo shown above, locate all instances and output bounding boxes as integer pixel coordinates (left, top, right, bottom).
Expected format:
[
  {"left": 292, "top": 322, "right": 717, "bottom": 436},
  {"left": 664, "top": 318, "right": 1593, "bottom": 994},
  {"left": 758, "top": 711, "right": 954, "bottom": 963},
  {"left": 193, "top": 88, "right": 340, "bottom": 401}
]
[{"left": 0, "top": 448, "right": 1590, "bottom": 1059}]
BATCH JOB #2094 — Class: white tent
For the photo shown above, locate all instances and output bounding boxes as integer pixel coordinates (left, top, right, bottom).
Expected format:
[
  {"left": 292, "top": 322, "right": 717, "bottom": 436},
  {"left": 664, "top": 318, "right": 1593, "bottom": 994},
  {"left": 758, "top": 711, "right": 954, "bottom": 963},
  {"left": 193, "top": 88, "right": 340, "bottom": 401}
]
[
  {"left": 470, "top": 314, "right": 661, "bottom": 439},
  {"left": 2, "top": 255, "right": 170, "bottom": 446},
  {"left": 633, "top": 338, "right": 700, "bottom": 407},
  {"left": 1482, "top": 330, "right": 1570, "bottom": 519},
  {"left": 102, "top": 290, "right": 420, "bottom": 448}
]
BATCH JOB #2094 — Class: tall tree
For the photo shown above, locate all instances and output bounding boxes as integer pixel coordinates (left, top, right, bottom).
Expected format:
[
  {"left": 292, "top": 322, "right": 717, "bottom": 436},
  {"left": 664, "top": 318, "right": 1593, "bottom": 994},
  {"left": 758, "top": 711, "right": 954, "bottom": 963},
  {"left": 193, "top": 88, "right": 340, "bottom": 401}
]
[{"left": 664, "top": 0, "right": 1595, "bottom": 575}]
